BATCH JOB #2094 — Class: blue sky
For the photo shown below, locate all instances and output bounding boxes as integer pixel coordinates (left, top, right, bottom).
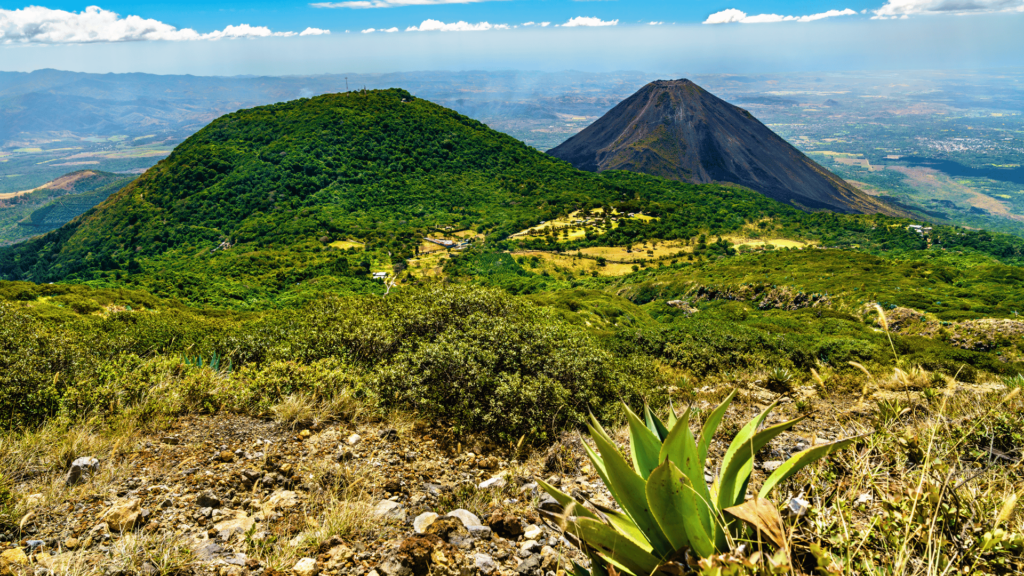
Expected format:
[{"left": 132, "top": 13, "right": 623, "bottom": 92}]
[{"left": 1, "top": 0, "right": 1023, "bottom": 74}]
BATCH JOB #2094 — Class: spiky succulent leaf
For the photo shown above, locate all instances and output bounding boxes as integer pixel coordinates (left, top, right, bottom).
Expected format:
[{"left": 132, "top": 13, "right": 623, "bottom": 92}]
[
  {"left": 589, "top": 412, "right": 616, "bottom": 446},
  {"left": 587, "top": 424, "right": 674, "bottom": 557},
  {"left": 592, "top": 502, "right": 654, "bottom": 552},
  {"left": 717, "top": 402, "right": 777, "bottom": 509},
  {"left": 570, "top": 561, "right": 591, "bottom": 576},
  {"left": 647, "top": 460, "right": 716, "bottom": 558},
  {"left": 581, "top": 441, "right": 619, "bottom": 508},
  {"left": 624, "top": 403, "right": 663, "bottom": 480},
  {"left": 537, "top": 479, "right": 600, "bottom": 520},
  {"left": 644, "top": 461, "right": 692, "bottom": 553},
  {"left": 575, "top": 518, "right": 663, "bottom": 576},
  {"left": 645, "top": 404, "right": 670, "bottom": 441},
  {"left": 666, "top": 400, "right": 678, "bottom": 429},
  {"left": 586, "top": 550, "right": 610, "bottom": 576},
  {"left": 718, "top": 415, "right": 806, "bottom": 509},
  {"left": 698, "top": 389, "right": 737, "bottom": 465},
  {"left": 657, "top": 410, "right": 715, "bottom": 541},
  {"left": 758, "top": 436, "right": 862, "bottom": 499}
]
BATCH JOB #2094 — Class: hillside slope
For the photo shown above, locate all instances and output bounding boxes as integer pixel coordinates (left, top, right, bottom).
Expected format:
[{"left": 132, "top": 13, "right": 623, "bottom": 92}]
[
  {"left": 0, "top": 170, "right": 133, "bottom": 244},
  {"left": 548, "top": 79, "right": 905, "bottom": 216},
  {"left": 0, "top": 89, "right": 795, "bottom": 291}
]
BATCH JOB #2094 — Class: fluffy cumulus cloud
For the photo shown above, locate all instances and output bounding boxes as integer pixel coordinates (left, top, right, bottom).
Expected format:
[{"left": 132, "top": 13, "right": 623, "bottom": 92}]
[
  {"left": 560, "top": 16, "right": 619, "bottom": 27},
  {"left": 361, "top": 26, "right": 399, "bottom": 32},
  {"left": 521, "top": 21, "right": 551, "bottom": 27},
  {"left": 0, "top": 5, "right": 308, "bottom": 43},
  {"left": 299, "top": 27, "right": 330, "bottom": 35},
  {"left": 406, "top": 18, "right": 508, "bottom": 31},
  {"left": 872, "top": 0, "right": 1024, "bottom": 19},
  {"left": 704, "top": 7, "right": 857, "bottom": 24},
  {"left": 312, "top": 0, "right": 494, "bottom": 8}
]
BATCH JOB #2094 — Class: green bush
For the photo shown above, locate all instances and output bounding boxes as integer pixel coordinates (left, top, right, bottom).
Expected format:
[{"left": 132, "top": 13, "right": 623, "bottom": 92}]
[
  {"left": 284, "top": 286, "right": 664, "bottom": 441},
  {"left": 0, "top": 303, "right": 85, "bottom": 428},
  {"left": 234, "top": 359, "right": 361, "bottom": 415}
]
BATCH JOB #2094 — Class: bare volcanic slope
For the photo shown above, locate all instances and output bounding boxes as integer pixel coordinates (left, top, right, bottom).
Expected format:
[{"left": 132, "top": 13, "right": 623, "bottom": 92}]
[{"left": 548, "top": 79, "right": 903, "bottom": 215}]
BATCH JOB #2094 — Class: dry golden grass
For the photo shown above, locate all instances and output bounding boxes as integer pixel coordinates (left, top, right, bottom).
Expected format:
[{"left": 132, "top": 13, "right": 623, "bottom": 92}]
[{"left": 328, "top": 240, "right": 364, "bottom": 251}]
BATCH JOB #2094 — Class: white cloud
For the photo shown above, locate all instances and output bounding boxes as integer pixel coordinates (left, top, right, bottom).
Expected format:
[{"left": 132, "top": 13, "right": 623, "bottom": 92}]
[
  {"left": 703, "top": 8, "right": 746, "bottom": 24},
  {"left": 299, "top": 27, "right": 330, "bottom": 35},
  {"left": 704, "top": 7, "right": 857, "bottom": 24},
  {"left": 361, "top": 27, "right": 377, "bottom": 33},
  {"left": 0, "top": 5, "right": 303, "bottom": 43},
  {"left": 406, "top": 18, "right": 502, "bottom": 31},
  {"left": 384, "top": 26, "right": 399, "bottom": 32},
  {"left": 560, "top": 16, "right": 619, "bottom": 27},
  {"left": 312, "top": 0, "right": 495, "bottom": 8},
  {"left": 648, "top": 21, "right": 664, "bottom": 25},
  {"left": 202, "top": 24, "right": 296, "bottom": 40},
  {"left": 872, "top": 0, "right": 1024, "bottom": 19}
]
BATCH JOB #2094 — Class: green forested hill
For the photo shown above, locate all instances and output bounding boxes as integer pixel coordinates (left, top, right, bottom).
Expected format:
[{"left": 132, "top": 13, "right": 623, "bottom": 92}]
[
  {"left": 0, "top": 89, "right": 797, "bottom": 298},
  {"left": 2, "top": 88, "right": 1024, "bottom": 309}
]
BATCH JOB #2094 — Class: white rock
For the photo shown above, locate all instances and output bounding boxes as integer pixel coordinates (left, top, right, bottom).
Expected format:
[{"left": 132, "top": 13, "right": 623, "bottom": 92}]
[
  {"left": 855, "top": 493, "right": 873, "bottom": 505},
  {"left": 520, "top": 540, "right": 541, "bottom": 554},
  {"left": 478, "top": 476, "right": 507, "bottom": 490},
  {"left": 347, "top": 434, "right": 362, "bottom": 446},
  {"left": 373, "top": 500, "right": 406, "bottom": 521},
  {"left": 762, "top": 461, "right": 784, "bottom": 473},
  {"left": 787, "top": 497, "right": 811, "bottom": 516},
  {"left": 261, "top": 490, "right": 299, "bottom": 517},
  {"left": 446, "top": 508, "right": 482, "bottom": 528},
  {"left": 523, "top": 524, "right": 543, "bottom": 540},
  {"left": 413, "top": 512, "right": 438, "bottom": 534},
  {"left": 293, "top": 557, "right": 318, "bottom": 576},
  {"left": 474, "top": 553, "right": 497, "bottom": 576}
]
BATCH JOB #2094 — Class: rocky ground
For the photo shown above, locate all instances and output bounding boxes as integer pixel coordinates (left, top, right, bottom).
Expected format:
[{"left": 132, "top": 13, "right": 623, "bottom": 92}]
[
  {"left": 0, "top": 389, "right": 861, "bottom": 576},
  {"left": 3, "top": 377, "right": 1017, "bottom": 576}
]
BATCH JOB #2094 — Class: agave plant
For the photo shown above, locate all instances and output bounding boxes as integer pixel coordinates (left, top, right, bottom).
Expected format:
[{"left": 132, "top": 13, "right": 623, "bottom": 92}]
[{"left": 538, "top": 390, "right": 860, "bottom": 575}]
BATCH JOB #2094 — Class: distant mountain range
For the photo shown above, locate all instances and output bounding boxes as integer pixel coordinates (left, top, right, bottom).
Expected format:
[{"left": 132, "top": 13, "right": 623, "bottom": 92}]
[{"left": 548, "top": 79, "right": 906, "bottom": 216}]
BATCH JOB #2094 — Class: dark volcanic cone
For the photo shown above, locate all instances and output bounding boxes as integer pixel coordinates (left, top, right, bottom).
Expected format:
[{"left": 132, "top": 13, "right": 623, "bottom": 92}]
[{"left": 548, "top": 79, "right": 903, "bottom": 215}]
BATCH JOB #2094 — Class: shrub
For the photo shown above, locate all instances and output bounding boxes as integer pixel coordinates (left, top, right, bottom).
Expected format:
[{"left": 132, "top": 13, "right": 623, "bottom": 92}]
[{"left": 0, "top": 303, "right": 85, "bottom": 428}]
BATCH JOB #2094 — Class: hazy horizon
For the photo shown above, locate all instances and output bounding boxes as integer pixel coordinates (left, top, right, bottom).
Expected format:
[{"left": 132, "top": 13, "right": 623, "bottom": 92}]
[{"left": 4, "top": 15, "right": 1024, "bottom": 77}]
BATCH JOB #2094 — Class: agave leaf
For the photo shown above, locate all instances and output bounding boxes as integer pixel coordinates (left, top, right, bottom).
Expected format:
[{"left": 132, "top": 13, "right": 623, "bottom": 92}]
[
  {"left": 575, "top": 518, "right": 663, "bottom": 576},
  {"left": 658, "top": 408, "right": 690, "bottom": 466},
  {"left": 645, "top": 404, "right": 670, "bottom": 441},
  {"left": 645, "top": 461, "right": 694, "bottom": 554},
  {"left": 589, "top": 412, "right": 616, "bottom": 446},
  {"left": 758, "top": 436, "right": 862, "bottom": 499},
  {"left": 536, "top": 478, "right": 600, "bottom": 520},
  {"left": 718, "top": 415, "right": 806, "bottom": 509},
  {"left": 666, "top": 399, "right": 678, "bottom": 429},
  {"left": 717, "top": 402, "right": 778, "bottom": 510},
  {"left": 624, "top": 403, "right": 663, "bottom": 480},
  {"left": 592, "top": 502, "right": 654, "bottom": 552},
  {"left": 657, "top": 411, "right": 714, "bottom": 541},
  {"left": 698, "top": 389, "right": 737, "bottom": 465},
  {"left": 586, "top": 551, "right": 610, "bottom": 576},
  {"left": 582, "top": 440, "right": 619, "bottom": 506},
  {"left": 588, "top": 424, "right": 674, "bottom": 557},
  {"left": 570, "top": 561, "right": 592, "bottom": 576}
]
